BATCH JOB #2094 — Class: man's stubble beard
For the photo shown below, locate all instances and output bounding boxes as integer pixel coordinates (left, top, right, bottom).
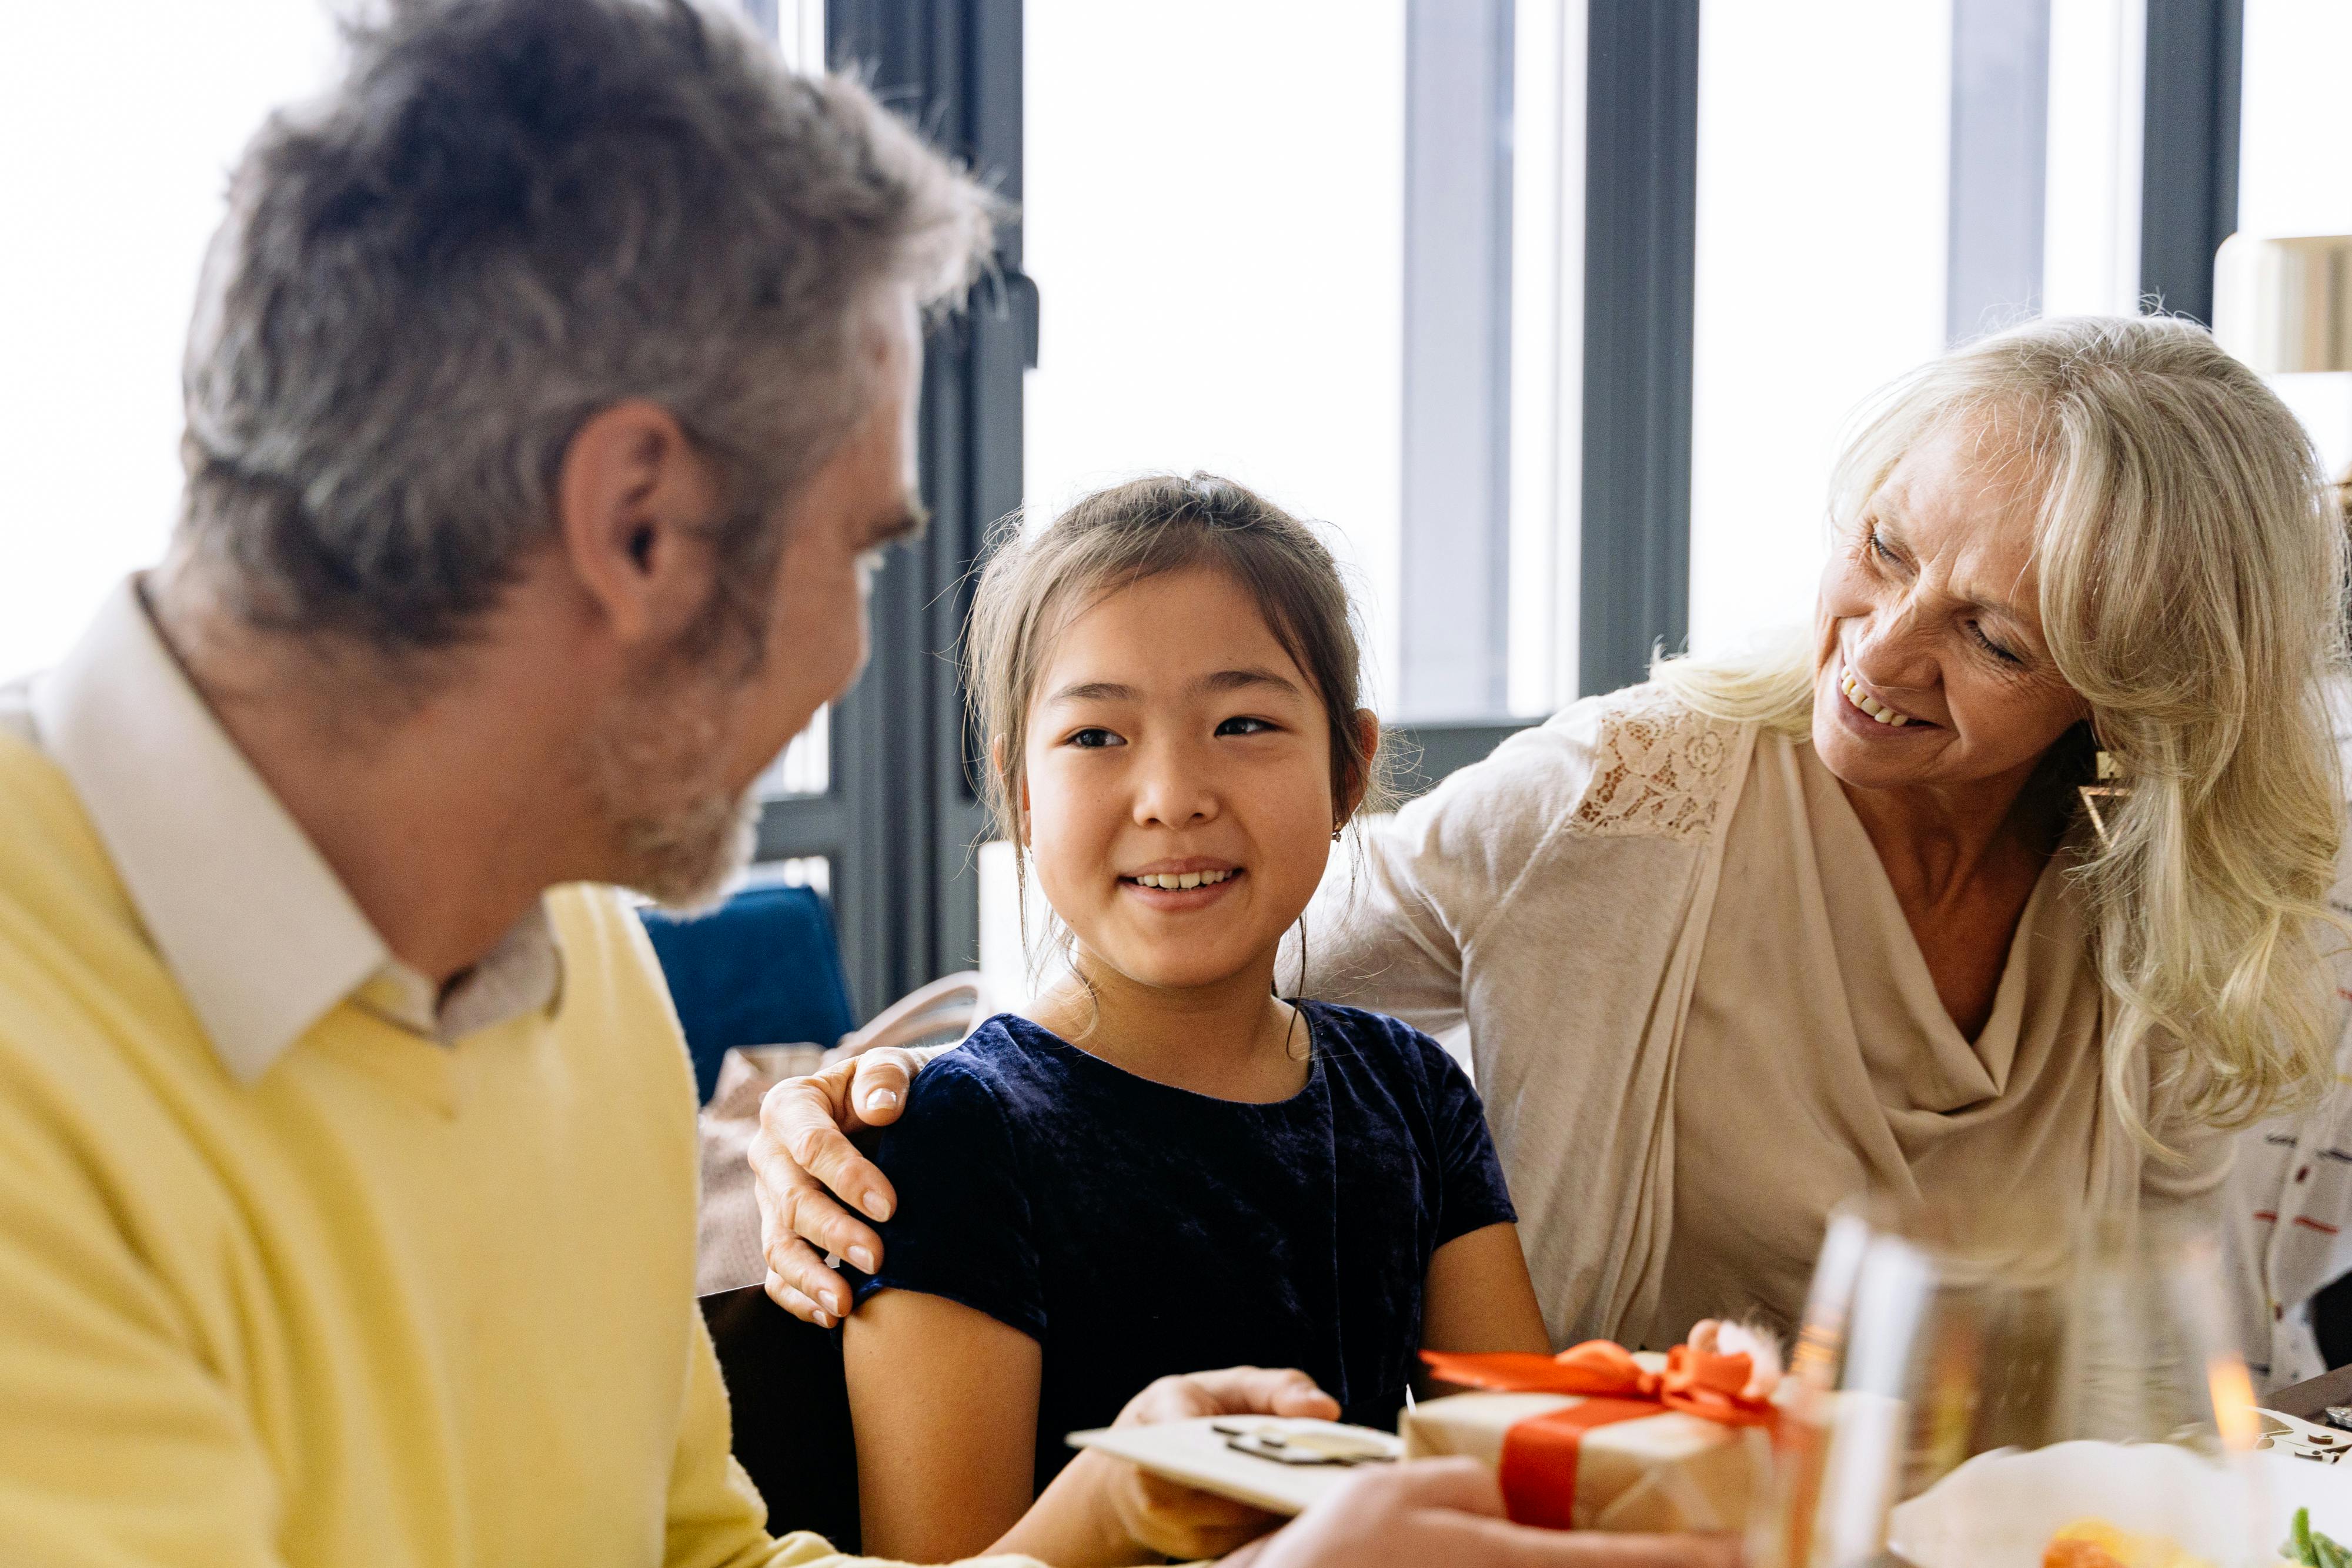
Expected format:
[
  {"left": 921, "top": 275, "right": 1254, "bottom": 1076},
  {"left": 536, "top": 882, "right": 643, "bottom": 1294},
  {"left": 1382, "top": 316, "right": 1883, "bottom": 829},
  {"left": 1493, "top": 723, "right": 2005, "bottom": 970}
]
[{"left": 587, "top": 642, "right": 767, "bottom": 917}]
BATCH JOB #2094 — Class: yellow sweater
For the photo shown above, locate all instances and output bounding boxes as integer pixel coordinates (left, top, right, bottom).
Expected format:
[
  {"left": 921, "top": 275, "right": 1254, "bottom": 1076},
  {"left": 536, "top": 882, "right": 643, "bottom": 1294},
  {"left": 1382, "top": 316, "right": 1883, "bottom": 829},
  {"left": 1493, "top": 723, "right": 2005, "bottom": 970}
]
[{"left": 0, "top": 733, "right": 1025, "bottom": 1568}]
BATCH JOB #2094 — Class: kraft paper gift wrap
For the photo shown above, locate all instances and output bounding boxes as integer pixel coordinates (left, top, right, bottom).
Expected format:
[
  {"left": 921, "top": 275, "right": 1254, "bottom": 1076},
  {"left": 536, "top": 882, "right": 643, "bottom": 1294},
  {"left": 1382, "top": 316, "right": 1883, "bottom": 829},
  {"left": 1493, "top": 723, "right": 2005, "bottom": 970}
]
[{"left": 1406, "top": 1342, "right": 1776, "bottom": 1532}]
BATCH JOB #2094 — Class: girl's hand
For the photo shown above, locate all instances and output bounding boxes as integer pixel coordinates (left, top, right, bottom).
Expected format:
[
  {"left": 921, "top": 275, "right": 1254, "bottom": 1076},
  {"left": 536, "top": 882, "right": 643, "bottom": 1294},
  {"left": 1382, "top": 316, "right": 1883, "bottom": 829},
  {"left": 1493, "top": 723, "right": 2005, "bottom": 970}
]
[
  {"left": 1001, "top": 1367, "right": 1341, "bottom": 1567},
  {"left": 748, "top": 1045, "right": 941, "bottom": 1324},
  {"left": 1101, "top": 1369, "right": 1341, "bottom": 1560},
  {"left": 1685, "top": 1318, "right": 1784, "bottom": 1400}
]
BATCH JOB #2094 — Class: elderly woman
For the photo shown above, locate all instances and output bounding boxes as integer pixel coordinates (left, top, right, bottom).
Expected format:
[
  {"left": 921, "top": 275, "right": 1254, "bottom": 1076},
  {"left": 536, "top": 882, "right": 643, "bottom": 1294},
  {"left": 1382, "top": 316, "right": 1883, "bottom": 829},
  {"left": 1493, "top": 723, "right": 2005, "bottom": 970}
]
[{"left": 753, "top": 315, "right": 2351, "bottom": 1352}]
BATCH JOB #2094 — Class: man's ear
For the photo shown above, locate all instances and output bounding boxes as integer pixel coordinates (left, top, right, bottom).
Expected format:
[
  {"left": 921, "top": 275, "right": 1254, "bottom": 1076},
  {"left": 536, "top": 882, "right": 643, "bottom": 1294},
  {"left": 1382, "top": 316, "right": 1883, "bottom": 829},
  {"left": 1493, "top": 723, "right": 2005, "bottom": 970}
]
[{"left": 555, "top": 400, "right": 724, "bottom": 648}]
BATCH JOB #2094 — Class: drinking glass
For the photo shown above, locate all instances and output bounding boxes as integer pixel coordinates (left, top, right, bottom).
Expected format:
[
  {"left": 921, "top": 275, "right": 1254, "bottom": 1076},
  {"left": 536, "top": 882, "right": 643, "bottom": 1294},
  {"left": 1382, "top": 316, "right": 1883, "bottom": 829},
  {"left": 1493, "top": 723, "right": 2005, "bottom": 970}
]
[{"left": 1750, "top": 1198, "right": 2271, "bottom": 1568}]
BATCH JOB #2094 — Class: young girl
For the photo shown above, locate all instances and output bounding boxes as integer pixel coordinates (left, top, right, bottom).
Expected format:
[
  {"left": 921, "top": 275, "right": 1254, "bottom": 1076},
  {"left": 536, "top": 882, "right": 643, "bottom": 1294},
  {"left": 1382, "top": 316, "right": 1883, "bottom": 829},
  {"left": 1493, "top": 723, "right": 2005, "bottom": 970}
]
[{"left": 840, "top": 474, "right": 1554, "bottom": 1563}]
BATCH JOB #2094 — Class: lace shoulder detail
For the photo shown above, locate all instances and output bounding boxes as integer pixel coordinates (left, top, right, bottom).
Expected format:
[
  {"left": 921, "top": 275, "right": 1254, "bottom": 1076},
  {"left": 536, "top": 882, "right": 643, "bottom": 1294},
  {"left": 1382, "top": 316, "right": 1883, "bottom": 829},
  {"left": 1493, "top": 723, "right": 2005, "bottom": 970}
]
[{"left": 1566, "top": 687, "right": 1737, "bottom": 842}]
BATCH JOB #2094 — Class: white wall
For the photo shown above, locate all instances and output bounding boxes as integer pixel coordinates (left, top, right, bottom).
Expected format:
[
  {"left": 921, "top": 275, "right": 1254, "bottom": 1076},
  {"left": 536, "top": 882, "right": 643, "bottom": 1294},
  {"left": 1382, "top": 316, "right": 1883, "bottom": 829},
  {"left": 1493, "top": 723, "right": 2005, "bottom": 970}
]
[{"left": 2237, "top": 0, "right": 2352, "bottom": 479}]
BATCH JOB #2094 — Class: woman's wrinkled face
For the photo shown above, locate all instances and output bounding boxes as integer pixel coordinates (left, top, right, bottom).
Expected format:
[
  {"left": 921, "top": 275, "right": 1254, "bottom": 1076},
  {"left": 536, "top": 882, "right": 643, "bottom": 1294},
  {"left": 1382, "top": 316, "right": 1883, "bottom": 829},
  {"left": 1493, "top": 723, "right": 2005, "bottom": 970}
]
[
  {"left": 1811, "top": 420, "right": 2090, "bottom": 795},
  {"left": 1020, "top": 566, "right": 1349, "bottom": 992}
]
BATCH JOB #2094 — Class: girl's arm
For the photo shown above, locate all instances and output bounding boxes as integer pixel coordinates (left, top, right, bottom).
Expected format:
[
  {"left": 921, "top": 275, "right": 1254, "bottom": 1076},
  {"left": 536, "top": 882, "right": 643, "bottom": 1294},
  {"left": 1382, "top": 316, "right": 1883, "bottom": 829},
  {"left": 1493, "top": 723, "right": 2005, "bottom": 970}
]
[
  {"left": 843, "top": 1289, "right": 1041, "bottom": 1562},
  {"left": 848, "top": 1294, "right": 1339, "bottom": 1568},
  {"left": 1421, "top": 1222, "right": 1552, "bottom": 1353}
]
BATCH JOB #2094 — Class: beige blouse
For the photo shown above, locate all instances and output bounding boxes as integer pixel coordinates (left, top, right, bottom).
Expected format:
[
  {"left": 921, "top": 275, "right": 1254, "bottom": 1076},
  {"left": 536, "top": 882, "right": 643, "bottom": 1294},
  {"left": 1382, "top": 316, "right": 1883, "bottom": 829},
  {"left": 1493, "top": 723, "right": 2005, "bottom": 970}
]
[
  {"left": 1655, "top": 728, "right": 2120, "bottom": 1343},
  {"left": 1296, "top": 684, "right": 2226, "bottom": 1350}
]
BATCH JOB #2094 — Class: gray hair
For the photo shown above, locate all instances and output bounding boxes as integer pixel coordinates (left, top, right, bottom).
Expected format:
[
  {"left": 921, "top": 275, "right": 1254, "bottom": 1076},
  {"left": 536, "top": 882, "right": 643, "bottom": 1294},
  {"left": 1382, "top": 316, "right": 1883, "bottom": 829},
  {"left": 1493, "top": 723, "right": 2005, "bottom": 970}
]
[{"left": 178, "top": 0, "right": 996, "bottom": 657}]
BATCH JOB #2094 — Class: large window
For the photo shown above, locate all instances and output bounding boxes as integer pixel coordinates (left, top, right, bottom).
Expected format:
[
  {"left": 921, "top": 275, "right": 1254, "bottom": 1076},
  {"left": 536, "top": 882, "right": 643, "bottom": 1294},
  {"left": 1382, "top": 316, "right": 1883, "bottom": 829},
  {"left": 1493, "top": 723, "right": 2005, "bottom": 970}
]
[
  {"left": 971, "top": 0, "right": 2237, "bottom": 1005},
  {"left": 1686, "top": 4, "right": 1953, "bottom": 656},
  {"left": 1023, "top": 2, "right": 1406, "bottom": 697},
  {"left": 1023, "top": 0, "right": 1588, "bottom": 725},
  {"left": 9, "top": 2, "right": 2268, "bottom": 1020},
  {"left": 1688, "top": 0, "right": 2154, "bottom": 655},
  {"left": 980, "top": 0, "right": 1592, "bottom": 1002}
]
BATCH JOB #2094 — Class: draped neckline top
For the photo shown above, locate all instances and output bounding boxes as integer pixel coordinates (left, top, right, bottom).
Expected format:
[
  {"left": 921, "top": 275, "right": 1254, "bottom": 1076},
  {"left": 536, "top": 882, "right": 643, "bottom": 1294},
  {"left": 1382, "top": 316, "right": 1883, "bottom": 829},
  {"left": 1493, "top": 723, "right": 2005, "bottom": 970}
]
[{"left": 1656, "top": 727, "right": 2120, "bottom": 1340}]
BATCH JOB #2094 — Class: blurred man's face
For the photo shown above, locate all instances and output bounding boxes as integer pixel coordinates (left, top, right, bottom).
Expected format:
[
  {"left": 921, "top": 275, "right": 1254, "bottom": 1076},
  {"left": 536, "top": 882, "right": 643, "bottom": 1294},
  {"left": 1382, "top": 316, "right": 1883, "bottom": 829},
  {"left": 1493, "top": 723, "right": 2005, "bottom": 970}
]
[{"left": 593, "top": 287, "right": 924, "bottom": 910}]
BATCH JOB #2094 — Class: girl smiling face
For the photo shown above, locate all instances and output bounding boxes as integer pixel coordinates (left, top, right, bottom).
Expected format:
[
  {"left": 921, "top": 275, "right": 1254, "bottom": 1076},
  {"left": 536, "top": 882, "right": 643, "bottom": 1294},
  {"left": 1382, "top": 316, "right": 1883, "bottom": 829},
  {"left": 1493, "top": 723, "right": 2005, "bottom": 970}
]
[
  {"left": 1809, "top": 419, "right": 2090, "bottom": 797},
  {"left": 1020, "top": 565, "right": 1365, "bottom": 994}
]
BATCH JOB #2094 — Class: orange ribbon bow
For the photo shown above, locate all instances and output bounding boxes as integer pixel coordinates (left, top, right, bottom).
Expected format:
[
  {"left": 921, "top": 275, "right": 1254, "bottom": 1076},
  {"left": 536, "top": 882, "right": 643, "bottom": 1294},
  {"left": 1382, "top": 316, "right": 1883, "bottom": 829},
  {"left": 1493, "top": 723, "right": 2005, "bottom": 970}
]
[{"left": 1416, "top": 1340, "right": 1776, "bottom": 1530}]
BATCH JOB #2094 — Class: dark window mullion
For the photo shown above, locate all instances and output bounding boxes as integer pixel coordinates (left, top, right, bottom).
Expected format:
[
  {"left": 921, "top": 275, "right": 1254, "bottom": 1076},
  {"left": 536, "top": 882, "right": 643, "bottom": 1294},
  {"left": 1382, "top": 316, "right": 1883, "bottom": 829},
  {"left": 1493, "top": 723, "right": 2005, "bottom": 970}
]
[
  {"left": 1389, "top": 721, "right": 1538, "bottom": 803},
  {"left": 1578, "top": 0, "right": 1699, "bottom": 698},
  {"left": 2140, "top": 0, "right": 2243, "bottom": 325},
  {"left": 754, "top": 794, "right": 849, "bottom": 864},
  {"left": 824, "top": 0, "right": 1021, "bottom": 1017}
]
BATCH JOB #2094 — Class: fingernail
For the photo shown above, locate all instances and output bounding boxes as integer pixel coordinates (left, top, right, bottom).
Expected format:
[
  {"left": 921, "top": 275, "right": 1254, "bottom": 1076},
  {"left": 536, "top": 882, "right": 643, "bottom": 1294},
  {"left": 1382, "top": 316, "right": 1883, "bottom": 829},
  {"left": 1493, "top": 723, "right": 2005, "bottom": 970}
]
[
  {"left": 859, "top": 1191, "right": 890, "bottom": 1221},
  {"left": 864, "top": 1089, "right": 900, "bottom": 1115},
  {"left": 848, "top": 1245, "right": 877, "bottom": 1273},
  {"left": 814, "top": 1309, "right": 833, "bottom": 1328}
]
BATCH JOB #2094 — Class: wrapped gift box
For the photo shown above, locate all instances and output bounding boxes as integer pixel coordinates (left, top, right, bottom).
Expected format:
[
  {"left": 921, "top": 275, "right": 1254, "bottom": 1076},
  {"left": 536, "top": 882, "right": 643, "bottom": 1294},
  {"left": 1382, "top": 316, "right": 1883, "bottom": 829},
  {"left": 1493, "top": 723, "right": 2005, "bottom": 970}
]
[{"left": 1405, "top": 1345, "right": 1775, "bottom": 1532}]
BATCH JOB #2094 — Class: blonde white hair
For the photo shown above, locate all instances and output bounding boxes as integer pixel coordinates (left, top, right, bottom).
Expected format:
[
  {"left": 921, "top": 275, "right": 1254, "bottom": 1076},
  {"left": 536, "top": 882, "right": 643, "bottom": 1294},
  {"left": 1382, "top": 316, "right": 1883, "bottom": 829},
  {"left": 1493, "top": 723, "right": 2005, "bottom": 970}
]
[{"left": 1656, "top": 315, "right": 2349, "bottom": 1134}]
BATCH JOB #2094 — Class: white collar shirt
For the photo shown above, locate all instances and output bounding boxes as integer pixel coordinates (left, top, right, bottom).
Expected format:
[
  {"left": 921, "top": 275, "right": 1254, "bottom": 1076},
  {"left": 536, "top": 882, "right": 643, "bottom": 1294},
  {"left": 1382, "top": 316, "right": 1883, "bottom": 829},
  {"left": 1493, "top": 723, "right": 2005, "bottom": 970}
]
[{"left": 0, "top": 577, "right": 561, "bottom": 1083}]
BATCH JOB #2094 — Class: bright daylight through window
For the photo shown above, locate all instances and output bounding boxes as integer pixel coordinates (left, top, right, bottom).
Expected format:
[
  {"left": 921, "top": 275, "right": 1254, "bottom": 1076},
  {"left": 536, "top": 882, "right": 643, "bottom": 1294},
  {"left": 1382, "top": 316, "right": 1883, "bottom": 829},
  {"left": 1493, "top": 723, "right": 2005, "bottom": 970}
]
[
  {"left": 1688, "top": 0, "right": 2152, "bottom": 656},
  {"left": 0, "top": 2, "right": 341, "bottom": 683},
  {"left": 12, "top": 1, "right": 2344, "bottom": 1015}
]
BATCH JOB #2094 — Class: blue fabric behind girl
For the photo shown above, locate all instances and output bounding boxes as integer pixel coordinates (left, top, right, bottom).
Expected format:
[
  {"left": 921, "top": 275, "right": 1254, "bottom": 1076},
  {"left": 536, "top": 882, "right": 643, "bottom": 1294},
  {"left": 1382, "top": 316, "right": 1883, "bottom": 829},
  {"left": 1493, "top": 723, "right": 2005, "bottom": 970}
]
[{"left": 844, "top": 999, "right": 1516, "bottom": 1492}]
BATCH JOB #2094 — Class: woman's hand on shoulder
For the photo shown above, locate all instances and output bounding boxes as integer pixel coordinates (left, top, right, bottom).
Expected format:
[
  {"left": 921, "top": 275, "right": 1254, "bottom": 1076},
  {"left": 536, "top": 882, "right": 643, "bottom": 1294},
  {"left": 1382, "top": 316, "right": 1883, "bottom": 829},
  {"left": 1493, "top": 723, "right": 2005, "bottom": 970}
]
[{"left": 749, "top": 1044, "right": 941, "bottom": 1325}]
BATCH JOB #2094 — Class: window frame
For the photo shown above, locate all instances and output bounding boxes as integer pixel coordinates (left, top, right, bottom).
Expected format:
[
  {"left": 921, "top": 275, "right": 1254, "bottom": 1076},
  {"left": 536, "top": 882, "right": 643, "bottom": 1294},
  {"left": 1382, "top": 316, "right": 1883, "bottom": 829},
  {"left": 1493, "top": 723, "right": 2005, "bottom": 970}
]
[
  {"left": 752, "top": 0, "right": 2248, "bottom": 1012},
  {"left": 753, "top": 0, "right": 1027, "bottom": 1019},
  {"left": 1578, "top": 0, "right": 1702, "bottom": 698}
]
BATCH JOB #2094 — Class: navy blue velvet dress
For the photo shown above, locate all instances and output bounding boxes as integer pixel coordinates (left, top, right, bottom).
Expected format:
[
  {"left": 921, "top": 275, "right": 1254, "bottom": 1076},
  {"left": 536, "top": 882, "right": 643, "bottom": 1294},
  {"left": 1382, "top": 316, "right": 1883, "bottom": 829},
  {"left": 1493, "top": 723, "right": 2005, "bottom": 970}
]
[{"left": 843, "top": 1000, "right": 1518, "bottom": 1493}]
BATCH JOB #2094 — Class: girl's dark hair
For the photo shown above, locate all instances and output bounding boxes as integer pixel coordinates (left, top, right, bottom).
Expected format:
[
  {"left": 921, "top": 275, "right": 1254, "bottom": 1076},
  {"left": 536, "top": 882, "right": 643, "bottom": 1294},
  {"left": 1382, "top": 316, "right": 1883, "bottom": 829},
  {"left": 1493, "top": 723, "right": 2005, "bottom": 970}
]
[{"left": 964, "top": 472, "right": 1391, "bottom": 983}]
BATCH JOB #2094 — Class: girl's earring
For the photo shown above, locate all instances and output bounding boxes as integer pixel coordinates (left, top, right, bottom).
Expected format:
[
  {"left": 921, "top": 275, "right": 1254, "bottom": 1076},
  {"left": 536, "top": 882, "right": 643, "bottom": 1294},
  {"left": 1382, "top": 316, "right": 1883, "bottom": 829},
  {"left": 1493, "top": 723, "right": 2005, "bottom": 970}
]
[
  {"left": 1330, "top": 821, "right": 1345, "bottom": 842},
  {"left": 2079, "top": 750, "right": 2126, "bottom": 848}
]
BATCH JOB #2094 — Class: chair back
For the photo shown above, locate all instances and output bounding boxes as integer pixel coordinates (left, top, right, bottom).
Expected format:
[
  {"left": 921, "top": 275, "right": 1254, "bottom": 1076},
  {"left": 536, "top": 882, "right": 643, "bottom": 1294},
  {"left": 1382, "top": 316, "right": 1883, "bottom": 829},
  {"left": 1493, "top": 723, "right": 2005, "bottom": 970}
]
[
  {"left": 833, "top": 971, "right": 991, "bottom": 1061},
  {"left": 641, "top": 885, "right": 857, "bottom": 1104}
]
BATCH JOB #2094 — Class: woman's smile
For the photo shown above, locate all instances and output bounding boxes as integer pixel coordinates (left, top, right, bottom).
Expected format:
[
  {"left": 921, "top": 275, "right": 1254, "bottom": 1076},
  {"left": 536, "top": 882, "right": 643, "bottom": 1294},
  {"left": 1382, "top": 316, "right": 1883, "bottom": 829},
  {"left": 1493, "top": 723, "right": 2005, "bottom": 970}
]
[
  {"left": 1118, "top": 859, "right": 1246, "bottom": 909},
  {"left": 1831, "top": 664, "right": 1935, "bottom": 735}
]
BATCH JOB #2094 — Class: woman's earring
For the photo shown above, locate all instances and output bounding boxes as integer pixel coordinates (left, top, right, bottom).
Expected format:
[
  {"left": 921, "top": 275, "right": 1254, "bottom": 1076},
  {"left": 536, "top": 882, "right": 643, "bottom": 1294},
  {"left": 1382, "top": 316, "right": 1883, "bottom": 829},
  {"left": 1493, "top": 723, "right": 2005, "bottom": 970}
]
[
  {"left": 2079, "top": 750, "right": 2126, "bottom": 848},
  {"left": 1330, "top": 824, "right": 1345, "bottom": 842}
]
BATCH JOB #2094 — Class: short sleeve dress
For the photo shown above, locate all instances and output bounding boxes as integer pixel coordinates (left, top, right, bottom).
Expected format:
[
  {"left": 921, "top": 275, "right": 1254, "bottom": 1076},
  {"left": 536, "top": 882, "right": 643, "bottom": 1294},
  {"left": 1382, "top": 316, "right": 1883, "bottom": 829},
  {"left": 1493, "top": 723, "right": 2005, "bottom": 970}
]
[{"left": 843, "top": 1000, "right": 1517, "bottom": 1492}]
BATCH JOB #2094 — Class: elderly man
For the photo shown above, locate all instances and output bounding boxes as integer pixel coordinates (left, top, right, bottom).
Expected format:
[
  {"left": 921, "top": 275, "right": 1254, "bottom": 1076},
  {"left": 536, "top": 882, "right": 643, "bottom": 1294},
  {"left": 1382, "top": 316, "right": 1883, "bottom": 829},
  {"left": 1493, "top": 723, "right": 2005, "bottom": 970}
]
[{"left": 0, "top": 2, "right": 1732, "bottom": 1564}]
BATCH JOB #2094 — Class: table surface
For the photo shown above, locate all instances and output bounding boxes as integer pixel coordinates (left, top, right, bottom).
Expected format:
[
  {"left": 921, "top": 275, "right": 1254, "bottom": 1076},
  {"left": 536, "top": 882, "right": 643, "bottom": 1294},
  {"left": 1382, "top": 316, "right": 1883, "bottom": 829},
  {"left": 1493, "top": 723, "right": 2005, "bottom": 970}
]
[{"left": 2270, "top": 1362, "right": 2352, "bottom": 1423}]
